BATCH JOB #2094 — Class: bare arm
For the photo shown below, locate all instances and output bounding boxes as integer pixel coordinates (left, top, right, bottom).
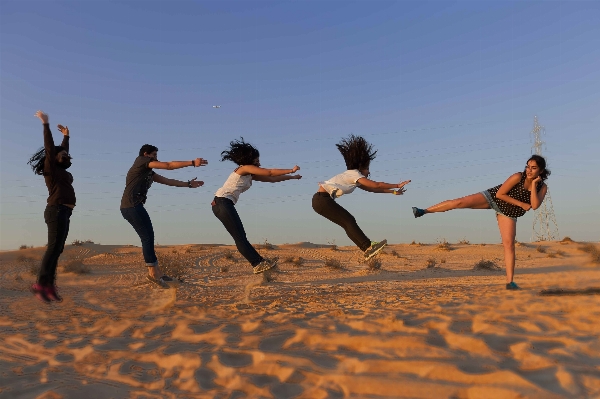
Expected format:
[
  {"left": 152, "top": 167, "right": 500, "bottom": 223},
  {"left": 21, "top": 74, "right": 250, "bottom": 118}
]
[
  {"left": 495, "top": 173, "right": 531, "bottom": 210},
  {"left": 529, "top": 178, "right": 547, "bottom": 210},
  {"left": 356, "top": 177, "right": 410, "bottom": 191},
  {"left": 252, "top": 174, "right": 302, "bottom": 183},
  {"left": 237, "top": 164, "right": 300, "bottom": 177},
  {"left": 148, "top": 158, "right": 208, "bottom": 171},
  {"left": 153, "top": 174, "right": 204, "bottom": 188}
]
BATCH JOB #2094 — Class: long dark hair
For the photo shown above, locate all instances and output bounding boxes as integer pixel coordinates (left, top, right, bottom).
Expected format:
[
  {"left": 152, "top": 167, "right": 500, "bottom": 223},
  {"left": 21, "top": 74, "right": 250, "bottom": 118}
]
[
  {"left": 524, "top": 154, "right": 551, "bottom": 181},
  {"left": 220, "top": 137, "right": 260, "bottom": 165},
  {"left": 336, "top": 134, "right": 377, "bottom": 170},
  {"left": 27, "top": 146, "right": 65, "bottom": 175}
]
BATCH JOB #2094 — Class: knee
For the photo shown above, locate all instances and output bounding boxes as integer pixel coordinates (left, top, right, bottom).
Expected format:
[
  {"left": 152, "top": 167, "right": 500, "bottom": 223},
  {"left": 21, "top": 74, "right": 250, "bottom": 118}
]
[{"left": 502, "top": 238, "right": 515, "bottom": 249}]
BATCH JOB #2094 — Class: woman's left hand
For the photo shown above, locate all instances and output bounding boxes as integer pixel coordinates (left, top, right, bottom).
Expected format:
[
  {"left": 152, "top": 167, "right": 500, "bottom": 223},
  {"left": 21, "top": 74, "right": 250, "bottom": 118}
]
[
  {"left": 189, "top": 177, "right": 204, "bottom": 188},
  {"left": 57, "top": 124, "right": 69, "bottom": 136}
]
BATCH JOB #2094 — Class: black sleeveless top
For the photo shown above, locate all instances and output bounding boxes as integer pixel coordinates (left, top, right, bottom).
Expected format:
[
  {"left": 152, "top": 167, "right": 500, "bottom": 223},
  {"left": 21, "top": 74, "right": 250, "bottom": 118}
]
[{"left": 487, "top": 173, "right": 543, "bottom": 218}]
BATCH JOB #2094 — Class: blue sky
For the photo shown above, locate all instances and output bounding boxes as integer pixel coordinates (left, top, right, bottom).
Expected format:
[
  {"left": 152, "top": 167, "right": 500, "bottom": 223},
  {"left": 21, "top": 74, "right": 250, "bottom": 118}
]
[{"left": 1, "top": 1, "right": 599, "bottom": 250}]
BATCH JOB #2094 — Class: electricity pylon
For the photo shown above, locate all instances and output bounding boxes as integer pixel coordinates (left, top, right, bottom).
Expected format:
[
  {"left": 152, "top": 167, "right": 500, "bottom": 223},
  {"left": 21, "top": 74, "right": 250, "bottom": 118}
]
[{"left": 530, "top": 116, "right": 559, "bottom": 241}]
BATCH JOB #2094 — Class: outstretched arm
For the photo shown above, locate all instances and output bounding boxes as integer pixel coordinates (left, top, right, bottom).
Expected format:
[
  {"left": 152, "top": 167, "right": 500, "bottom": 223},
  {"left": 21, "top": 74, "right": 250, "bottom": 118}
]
[
  {"left": 153, "top": 174, "right": 204, "bottom": 188},
  {"left": 252, "top": 174, "right": 302, "bottom": 183},
  {"left": 357, "top": 178, "right": 410, "bottom": 194},
  {"left": 237, "top": 164, "right": 300, "bottom": 177},
  {"left": 148, "top": 158, "right": 208, "bottom": 171},
  {"left": 36, "top": 111, "right": 56, "bottom": 171}
]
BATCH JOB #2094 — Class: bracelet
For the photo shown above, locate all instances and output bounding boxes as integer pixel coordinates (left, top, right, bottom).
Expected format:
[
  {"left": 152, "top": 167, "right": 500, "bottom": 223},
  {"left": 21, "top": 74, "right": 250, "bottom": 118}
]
[
  {"left": 187, "top": 180, "right": 192, "bottom": 188},
  {"left": 191, "top": 160, "right": 195, "bottom": 167},
  {"left": 393, "top": 190, "right": 398, "bottom": 195}
]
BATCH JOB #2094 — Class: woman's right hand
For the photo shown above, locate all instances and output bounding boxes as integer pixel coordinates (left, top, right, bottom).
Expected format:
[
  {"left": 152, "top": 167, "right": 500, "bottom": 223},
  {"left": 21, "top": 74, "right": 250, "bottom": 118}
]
[
  {"left": 292, "top": 165, "right": 300, "bottom": 173},
  {"left": 35, "top": 110, "right": 48, "bottom": 124},
  {"left": 521, "top": 203, "right": 532, "bottom": 211}
]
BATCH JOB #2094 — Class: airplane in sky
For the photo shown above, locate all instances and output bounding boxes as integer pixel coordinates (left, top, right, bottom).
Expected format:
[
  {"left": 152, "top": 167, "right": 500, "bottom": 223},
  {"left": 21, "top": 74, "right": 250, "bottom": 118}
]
[{"left": 213, "top": 105, "right": 221, "bottom": 108}]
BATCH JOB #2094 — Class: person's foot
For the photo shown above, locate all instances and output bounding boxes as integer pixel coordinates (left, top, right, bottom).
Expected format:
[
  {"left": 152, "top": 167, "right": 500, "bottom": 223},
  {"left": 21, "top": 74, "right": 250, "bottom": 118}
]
[
  {"left": 253, "top": 258, "right": 279, "bottom": 274},
  {"left": 412, "top": 207, "right": 426, "bottom": 218},
  {"left": 506, "top": 282, "right": 520, "bottom": 290},
  {"left": 45, "top": 285, "right": 63, "bottom": 302},
  {"left": 31, "top": 283, "right": 51, "bottom": 303},
  {"left": 364, "top": 240, "right": 387, "bottom": 261},
  {"left": 146, "top": 274, "right": 175, "bottom": 288}
]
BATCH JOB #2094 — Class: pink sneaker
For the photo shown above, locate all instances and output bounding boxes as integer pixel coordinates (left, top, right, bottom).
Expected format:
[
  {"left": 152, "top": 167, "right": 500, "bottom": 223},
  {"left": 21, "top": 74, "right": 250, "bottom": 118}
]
[
  {"left": 31, "top": 284, "right": 51, "bottom": 303},
  {"left": 45, "top": 285, "right": 63, "bottom": 302}
]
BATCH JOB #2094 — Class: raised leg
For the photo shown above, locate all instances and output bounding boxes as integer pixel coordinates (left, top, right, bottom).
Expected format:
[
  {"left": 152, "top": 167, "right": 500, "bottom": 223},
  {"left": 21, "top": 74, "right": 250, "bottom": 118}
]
[{"left": 425, "top": 193, "right": 490, "bottom": 213}]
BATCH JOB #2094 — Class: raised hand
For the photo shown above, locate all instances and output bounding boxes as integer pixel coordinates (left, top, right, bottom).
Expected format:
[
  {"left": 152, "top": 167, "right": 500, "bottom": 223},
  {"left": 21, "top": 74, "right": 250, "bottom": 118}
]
[
  {"left": 34, "top": 110, "right": 49, "bottom": 124},
  {"left": 193, "top": 158, "right": 208, "bottom": 167},
  {"left": 292, "top": 165, "right": 300, "bottom": 173},
  {"left": 189, "top": 177, "right": 204, "bottom": 188},
  {"left": 57, "top": 124, "right": 69, "bottom": 136}
]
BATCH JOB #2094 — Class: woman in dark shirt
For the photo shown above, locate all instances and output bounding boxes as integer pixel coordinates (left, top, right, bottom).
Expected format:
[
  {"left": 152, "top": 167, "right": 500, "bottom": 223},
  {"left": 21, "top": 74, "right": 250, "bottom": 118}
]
[
  {"left": 412, "top": 155, "right": 549, "bottom": 290},
  {"left": 120, "top": 144, "right": 207, "bottom": 287},
  {"left": 28, "top": 110, "right": 75, "bottom": 303}
]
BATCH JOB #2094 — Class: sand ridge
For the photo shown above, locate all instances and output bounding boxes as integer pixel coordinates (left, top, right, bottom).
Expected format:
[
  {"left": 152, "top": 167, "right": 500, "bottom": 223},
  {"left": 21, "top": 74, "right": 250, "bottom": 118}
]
[{"left": 1, "top": 241, "right": 599, "bottom": 398}]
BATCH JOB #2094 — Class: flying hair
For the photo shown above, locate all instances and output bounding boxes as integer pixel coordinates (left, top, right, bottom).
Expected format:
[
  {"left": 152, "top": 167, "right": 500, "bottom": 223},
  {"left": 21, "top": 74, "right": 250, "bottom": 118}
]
[
  {"left": 336, "top": 134, "right": 377, "bottom": 170},
  {"left": 27, "top": 145, "right": 65, "bottom": 175},
  {"left": 220, "top": 137, "right": 260, "bottom": 166}
]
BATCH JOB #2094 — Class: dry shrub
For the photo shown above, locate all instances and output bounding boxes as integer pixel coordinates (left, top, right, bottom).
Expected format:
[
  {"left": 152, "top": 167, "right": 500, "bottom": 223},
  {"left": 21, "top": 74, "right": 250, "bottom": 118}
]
[
  {"left": 184, "top": 247, "right": 192, "bottom": 254},
  {"left": 223, "top": 250, "right": 235, "bottom": 261},
  {"left": 325, "top": 258, "right": 342, "bottom": 269},
  {"left": 536, "top": 245, "right": 546, "bottom": 253},
  {"left": 220, "top": 266, "right": 229, "bottom": 273},
  {"left": 71, "top": 239, "right": 84, "bottom": 246},
  {"left": 19, "top": 245, "right": 29, "bottom": 250},
  {"left": 556, "top": 250, "right": 566, "bottom": 257},
  {"left": 18, "top": 255, "right": 38, "bottom": 275},
  {"left": 283, "top": 256, "right": 294, "bottom": 263},
  {"left": 62, "top": 259, "right": 89, "bottom": 274},
  {"left": 292, "top": 257, "right": 305, "bottom": 267},
  {"left": 473, "top": 259, "right": 501, "bottom": 271},
  {"left": 367, "top": 258, "right": 381, "bottom": 270},
  {"left": 426, "top": 257, "right": 436, "bottom": 268},
  {"left": 547, "top": 252, "right": 557, "bottom": 258},
  {"left": 561, "top": 236, "right": 574, "bottom": 243},
  {"left": 157, "top": 253, "right": 192, "bottom": 280},
  {"left": 436, "top": 239, "right": 451, "bottom": 251},
  {"left": 458, "top": 238, "right": 470, "bottom": 245},
  {"left": 440, "top": 258, "right": 446, "bottom": 264},
  {"left": 262, "top": 239, "right": 275, "bottom": 250},
  {"left": 579, "top": 243, "right": 600, "bottom": 264},
  {"left": 410, "top": 240, "right": 417, "bottom": 246}
]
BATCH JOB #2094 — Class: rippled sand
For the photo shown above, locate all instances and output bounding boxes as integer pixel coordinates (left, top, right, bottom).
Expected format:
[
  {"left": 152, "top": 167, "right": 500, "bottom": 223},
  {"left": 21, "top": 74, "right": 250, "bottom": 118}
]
[{"left": 1, "top": 240, "right": 599, "bottom": 398}]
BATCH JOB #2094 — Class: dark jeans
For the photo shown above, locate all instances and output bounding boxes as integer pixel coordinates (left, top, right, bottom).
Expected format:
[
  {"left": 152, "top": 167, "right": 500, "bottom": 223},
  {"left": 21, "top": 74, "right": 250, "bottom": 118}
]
[
  {"left": 121, "top": 204, "right": 158, "bottom": 265},
  {"left": 38, "top": 205, "right": 73, "bottom": 286},
  {"left": 212, "top": 197, "right": 263, "bottom": 267},
  {"left": 312, "top": 192, "right": 371, "bottom": 251}
]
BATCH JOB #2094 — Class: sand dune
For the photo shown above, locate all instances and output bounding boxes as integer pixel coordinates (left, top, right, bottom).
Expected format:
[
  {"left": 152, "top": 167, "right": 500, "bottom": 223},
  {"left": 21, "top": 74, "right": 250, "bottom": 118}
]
[{"left": 1, "top": 241, "right": 599, "bottom": 398}]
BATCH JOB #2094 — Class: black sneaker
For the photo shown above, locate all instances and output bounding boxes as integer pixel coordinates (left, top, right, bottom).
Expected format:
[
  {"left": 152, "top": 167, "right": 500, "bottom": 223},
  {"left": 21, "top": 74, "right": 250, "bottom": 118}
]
[
  {"left": 363, "top": 240, "right": 387, "bottom": 261},
  {"left": 412, "top": 207, "right": 426, "bottom": 218},
  {"left": 253, "top": 258, "right": 279, "bottom": 274}
]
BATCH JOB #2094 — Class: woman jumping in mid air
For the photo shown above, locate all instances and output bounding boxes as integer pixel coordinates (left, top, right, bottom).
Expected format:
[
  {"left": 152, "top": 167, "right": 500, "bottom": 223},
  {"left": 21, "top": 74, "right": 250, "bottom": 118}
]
[
  {"left": 212, "top": 138, "right": 302, "bottom": 274},
  {"left": 313, "top": 135, "right": 410, "bottom": 261},
  {"left": 412, "top": 155, "right": 550, "bottom": 290},
  {"left": 28, "top": 110, "right": 75, "bottom": 303}
]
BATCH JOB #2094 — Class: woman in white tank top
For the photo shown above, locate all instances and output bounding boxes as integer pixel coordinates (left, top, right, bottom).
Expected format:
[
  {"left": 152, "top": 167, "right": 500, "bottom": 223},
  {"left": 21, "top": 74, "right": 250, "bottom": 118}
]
[{"left": 212, "top": 138, "right": 302, "bottom": 275}]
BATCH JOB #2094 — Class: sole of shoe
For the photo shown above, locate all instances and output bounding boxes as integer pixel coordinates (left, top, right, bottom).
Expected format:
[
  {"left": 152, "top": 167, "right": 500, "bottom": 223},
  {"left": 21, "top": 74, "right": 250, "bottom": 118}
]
[{"left": 364, "top": 240, "right": 387, "bottom": 261}]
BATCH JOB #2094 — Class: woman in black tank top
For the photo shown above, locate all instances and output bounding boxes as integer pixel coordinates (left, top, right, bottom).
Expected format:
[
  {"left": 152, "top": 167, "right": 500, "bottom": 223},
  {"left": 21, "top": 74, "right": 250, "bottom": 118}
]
[{"left": 411, "top": 155, "right": 550, "bottom": 290}]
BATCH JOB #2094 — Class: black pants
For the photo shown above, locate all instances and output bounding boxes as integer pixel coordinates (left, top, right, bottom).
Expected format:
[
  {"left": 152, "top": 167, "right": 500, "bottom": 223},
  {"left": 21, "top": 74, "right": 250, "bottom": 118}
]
[
  {"left": 38, "top": 205, "right": 73, "bottom": 286},
  {"left": 312, "top": 192, "right": 371, "bottom": 251},
  {"left": 212, "top": 197, "right": 263, "bottom": 267}
]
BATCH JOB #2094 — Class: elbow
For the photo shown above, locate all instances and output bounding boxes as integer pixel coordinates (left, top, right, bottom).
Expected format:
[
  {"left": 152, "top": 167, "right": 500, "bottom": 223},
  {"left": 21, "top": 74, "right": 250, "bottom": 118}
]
[
  {"left": 166, "top": 163, "right": 174, "bottom": 170},
  {"left": 532, "top": 204, "right": 540, "bottom": 211}
]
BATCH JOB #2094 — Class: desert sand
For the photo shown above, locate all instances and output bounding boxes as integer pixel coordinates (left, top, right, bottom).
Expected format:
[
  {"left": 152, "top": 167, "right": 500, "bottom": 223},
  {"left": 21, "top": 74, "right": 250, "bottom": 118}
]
[{"left": 1, "top": 240, "right": 599, "bottom": 399}]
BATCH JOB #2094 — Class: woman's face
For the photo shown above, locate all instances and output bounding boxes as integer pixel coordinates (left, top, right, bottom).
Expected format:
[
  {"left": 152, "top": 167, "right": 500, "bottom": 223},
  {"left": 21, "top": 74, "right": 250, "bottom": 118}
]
[{"left": 525, "top": 160, "right": 542, "bottom": 179}]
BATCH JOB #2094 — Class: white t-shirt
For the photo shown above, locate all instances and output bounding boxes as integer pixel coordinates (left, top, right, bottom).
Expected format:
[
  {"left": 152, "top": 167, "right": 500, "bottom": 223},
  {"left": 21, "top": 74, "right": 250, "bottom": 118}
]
[
  {"left": 319, "top": 169, "right": 365, "bottom": 198},
  {"left": 215, "top": 171, "right": 253, "bottom": 204}
]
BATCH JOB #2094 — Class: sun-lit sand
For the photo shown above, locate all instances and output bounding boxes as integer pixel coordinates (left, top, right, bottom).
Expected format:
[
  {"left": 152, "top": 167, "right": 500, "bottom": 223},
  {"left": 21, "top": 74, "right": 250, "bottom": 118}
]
[{"left": 1, "top": 240, "right": 599, "bottom": 398}]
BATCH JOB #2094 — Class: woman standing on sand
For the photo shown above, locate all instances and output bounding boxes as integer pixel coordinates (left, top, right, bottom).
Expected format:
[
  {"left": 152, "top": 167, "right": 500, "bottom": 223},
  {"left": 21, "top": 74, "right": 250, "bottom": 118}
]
[
  {"left": 313, "top": 135, "right": 410, "bottom": 261},
  {"left": 412, "top": 155, "right": 550, "bottom": 290},
  {"left": 213, "top": 138, "right": 302, "bottom": 274},
  {"left": 28, "top": 111, "right": 75, "bottom": 303},
  {"left": 120, "top": 144, "right": 207, "bottom": 287}
]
